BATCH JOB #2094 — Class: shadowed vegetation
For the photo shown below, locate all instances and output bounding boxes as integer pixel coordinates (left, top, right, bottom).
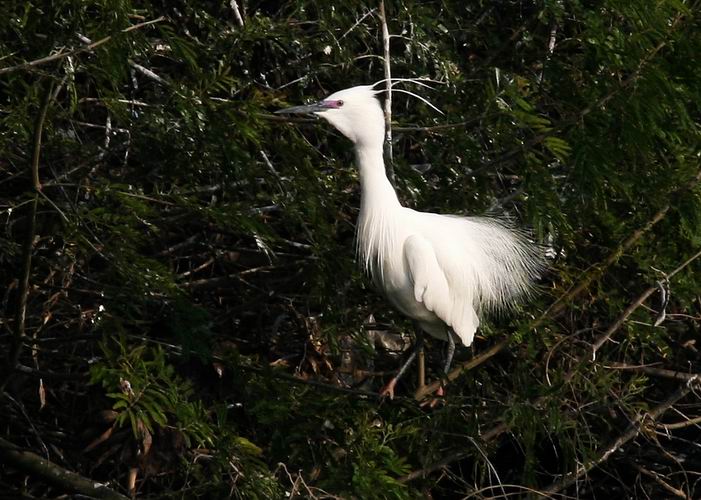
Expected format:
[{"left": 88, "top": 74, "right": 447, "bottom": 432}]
[{"left": 1, "top": 0, "right": 701, "bottom": 498}]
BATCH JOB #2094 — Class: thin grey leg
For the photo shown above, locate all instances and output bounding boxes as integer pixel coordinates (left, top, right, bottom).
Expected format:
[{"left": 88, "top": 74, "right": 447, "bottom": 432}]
[
  {"left": 379, "top": 323, "right": 424, "bottom": 398},
  {"left": 395, "top": 324, "right": 424, "bottom": 381},
  {"left": 443, "top": 329, "right": 456, "bottom": 375}
]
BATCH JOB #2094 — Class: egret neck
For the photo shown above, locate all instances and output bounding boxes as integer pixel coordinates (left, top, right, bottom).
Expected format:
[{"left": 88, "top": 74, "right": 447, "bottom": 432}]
[{"left": 355, "top": 142, "right": 401, "bottom": 277}]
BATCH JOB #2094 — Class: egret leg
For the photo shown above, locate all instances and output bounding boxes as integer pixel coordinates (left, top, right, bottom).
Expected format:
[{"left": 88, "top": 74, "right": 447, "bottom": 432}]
[
  {"left": 421, "top": 330, "right": 456, "bottom": 407},
  {"left": 417, "top": 342, "right": 426, "bottom": 389},
  {"left": 431, "top": 330, "right": 456, "bottom": 402},
  {"left": 379, "top": 325, "right": 424, "bottom": 399},
  {"left": 443, "top": 329, "right": 456, "bottom": 375}
]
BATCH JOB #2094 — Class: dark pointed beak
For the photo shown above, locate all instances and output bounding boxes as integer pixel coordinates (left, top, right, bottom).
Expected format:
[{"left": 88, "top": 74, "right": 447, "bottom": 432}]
[{"left": 275, "top": 101, "right": 328, "bottom": 115}]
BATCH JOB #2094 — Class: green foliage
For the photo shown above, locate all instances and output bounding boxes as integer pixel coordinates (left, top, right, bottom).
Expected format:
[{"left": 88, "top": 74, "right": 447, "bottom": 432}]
[{"left": 90, "top": 339, "right": 214, "bottom": 448}]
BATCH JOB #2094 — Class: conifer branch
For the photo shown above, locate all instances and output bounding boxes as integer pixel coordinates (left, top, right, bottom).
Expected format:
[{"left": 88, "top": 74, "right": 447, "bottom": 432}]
[
  {"left": 405, "top": 245, "right": 701, "bottom": 482},
  {"left": 419, "top": 169, "right": 701, "bottom": 401},
  {"left": 541, "top": 385, "right": 692, "bottom": 496},
  {"left": 0, "top": 16, "right": 166, "bottom": 75},
  {"left": 591, "top": 246, "right": 701, "bottom": 354}
]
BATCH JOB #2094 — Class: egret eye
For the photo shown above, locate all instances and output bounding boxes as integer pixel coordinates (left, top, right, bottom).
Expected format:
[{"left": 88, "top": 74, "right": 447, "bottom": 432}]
[{"left": 337, "top": 100, "right": 344, "bottom": 107}]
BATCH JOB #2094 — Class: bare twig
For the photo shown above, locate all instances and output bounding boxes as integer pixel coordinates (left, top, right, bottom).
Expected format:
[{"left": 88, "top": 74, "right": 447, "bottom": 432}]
[
  {"left": 633, "top": 464, "right": 689, "bottom": 499},
  {"left": 0, "top": 16, "right": 166, "bottom": 75},
  {"left": 543, "top": 202, "right": 672, "bottom": 321},
  {"left": 3, "top": 82, "right": 56, "bottom": 386},
  {"left": 378, "top": 0, "right": 394, "bottom": 185},
  {"left": 230, "top": 0, "right": 245, "bottom": 27},
  {"left": 606, "top": 362, "right": 701, "bottom": 386},
  {"left": 399, "top": 421, "right": 509, "bottom": 482},
  {"left": 414, "top": 338, "right": 508, "bottom": 401},
  {"left": 541, "top": 385, "right": 692, "bottom": 496},
  {"left": 657, "top": 414, "right": 701, "bottom": 431},
  {"left": 339, "top": 9, "right": 376, "bottom": 40},
  {"left": 128, "top": 59, "right": 169, "bottom": 86},
  {"left": 592, "top": 247, "right": 701, "bottom": 355},
  {"left": 72, "top": 120, "right": 130, "bottom": 134},
  {"left": 31, "top": 82, "right": 54, "bottom": 191},
  {"left": 393, "top": 115, "right": 489, "bottom": 132},
  {"left": 0, "top": 437, "right": 129, "bottom": 499},
  {"left": 157, "top": 234, "right": 200, "bottom": 256},
  {"left": 403, "top": 245, "right": 701, "bottom": 482}
]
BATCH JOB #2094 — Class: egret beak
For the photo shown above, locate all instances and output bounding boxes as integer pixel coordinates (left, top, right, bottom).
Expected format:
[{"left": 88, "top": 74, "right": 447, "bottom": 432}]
[{"left": 275, "top": 102, "right": 329, "bottom": 115}]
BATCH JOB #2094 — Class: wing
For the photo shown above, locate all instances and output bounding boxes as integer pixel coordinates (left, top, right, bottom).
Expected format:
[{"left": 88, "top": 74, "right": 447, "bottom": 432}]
[{"left": 403, "top": 234, "right": 478, "bottom": 346}]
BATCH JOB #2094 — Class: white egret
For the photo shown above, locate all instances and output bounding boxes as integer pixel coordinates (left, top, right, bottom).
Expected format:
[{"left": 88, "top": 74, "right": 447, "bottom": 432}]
[{"left": 277, "top": 82, "right": 542, "bottom": 399}]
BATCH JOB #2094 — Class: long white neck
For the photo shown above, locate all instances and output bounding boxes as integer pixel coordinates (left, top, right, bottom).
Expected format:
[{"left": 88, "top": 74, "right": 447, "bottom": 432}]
[{"left": 355, "top": 143, "right": 401, "bottom": 274}]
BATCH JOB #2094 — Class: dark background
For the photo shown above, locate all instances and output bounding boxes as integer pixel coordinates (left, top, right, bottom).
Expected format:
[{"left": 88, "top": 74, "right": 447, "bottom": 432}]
[{"left": 1, "top": 1, "right": 700, "bottom": 498}]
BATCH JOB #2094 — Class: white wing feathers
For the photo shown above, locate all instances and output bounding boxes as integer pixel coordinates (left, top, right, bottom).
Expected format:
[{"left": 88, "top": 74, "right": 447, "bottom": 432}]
[
  {"left": 403, "top": 234, "right": 479, "bottom": 346},
  {"left": 403, "top": 234, "right": 449, "bottom": 311}
]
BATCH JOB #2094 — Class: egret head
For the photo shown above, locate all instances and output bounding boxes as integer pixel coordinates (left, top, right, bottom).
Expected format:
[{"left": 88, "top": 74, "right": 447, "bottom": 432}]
[{"left": 276, "top": 85, "right": 385, "bottom": 147}]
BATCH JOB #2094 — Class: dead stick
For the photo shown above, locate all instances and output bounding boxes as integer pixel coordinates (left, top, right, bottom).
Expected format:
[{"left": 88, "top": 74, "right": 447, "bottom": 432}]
[
  {"left": 5, "top": 195, "right": 39, "bottom": 385},
  {"left": 31, "top": 82, "right": 53, "bottom": 191},
  {"left": 426, "top": 169, "right": 701, "bottom": 399},
  {"left": 0, "top": 436, "right": 129, "bottom": 499},
  {"left": 418, "top": 347, "right": 426, "bottom": 389},
  {"left": 399, "top": 422, "right": 508, "bottom": 483},
  {"left": 414, "top": 338, "right": 508, "bottom": 401},
  {"left": 657, "top": 414, "right": 701, "bottom": 431},
  {"left": 541, "top": 384, "right": 692, "bottom": 496},
  {"left": 3, "top": 83, "right": 55, "bottom": 384},
  {"left": 606, "top": 362, "right": 701, "bottom": 385},
  {"left": 592, "top": 246, "right": 701, "bottom": 355},
  {"left": 633, "top": 464, "right": 689, "bottom": 499},
  {"left": 378, "top": 0, "right": 394, "bottom": 185},
  {"left": 230, "top": 0, "right": 244, "bottom": 27},
  {"left": 403, "top": 247, "right": 701, "bottom": 481}
]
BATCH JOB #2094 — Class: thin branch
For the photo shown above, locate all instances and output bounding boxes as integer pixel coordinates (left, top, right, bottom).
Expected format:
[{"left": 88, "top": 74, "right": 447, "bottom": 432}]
[
  {"left": 230, "top": 0, "right": 245, "bottom": 27},
  {"left": 414, "top": 338, "right": 508, "bottom": 401},
  {"left": 0, "top": 437, "right": 129, "bottom": 500},
  {"left": 0, "top": 16, "right": 166, "bottom": 75},
  {"left": 128, "top": 59, "right": 169, "bottom": 86},
  {"left": 543, "top": 198, "right": 676, "bottom": 320},
  {"left": 606, "top": 362, "right": 701, "bottom": 386},
  {"left": 339, "top": 8, "right": 376, "bottom": 40},
  {"left": 240, "top": 364, "right": 383, "bottom": 400},
  {"left": 31, "top": 82, "right": 54, "bottom": 191},
  {"left": 633, "top": 464, "right": 689, "bottom": 499},
  {"left": 14, "top": 363, "right": 86, "bottom": 381},
  {"left": 430, "top": 188, "right": 701, "bottom": 396},
  {"left": 592, "top": 247, "right": 701, "bottom": 355},
  {"left": 549, "top": 160, "right": 699, "bottom": 322},
  {"left": 3, "top": 82, "right": 56, "bottom": 385},
  {"left": 657, "top": 414, "right": 701, "bottom": 431},
  {"left": 378, "top": 0, "right": 394, "bottom": 185},
  {"left": 541, "top": 385, "right": 691, "bottom": 496},
  {"left": 402, "top": 245, "right": 701, "bottom": 482},
  {"left": 393, "top": 114, "right": 489, "bottom": 132},
  {"left": 399, "top": 422, "right": 509, "bottom": 483}
]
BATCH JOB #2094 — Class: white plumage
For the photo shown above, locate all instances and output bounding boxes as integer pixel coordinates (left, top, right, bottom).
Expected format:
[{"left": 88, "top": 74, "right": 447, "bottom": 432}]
[{"left": 277, "top": 83, "right": 542, "bottom": 396}]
